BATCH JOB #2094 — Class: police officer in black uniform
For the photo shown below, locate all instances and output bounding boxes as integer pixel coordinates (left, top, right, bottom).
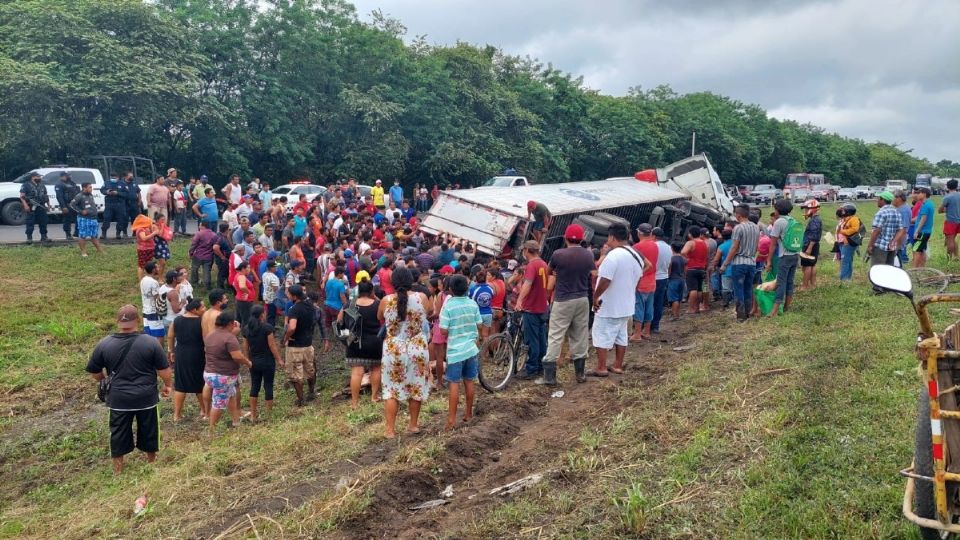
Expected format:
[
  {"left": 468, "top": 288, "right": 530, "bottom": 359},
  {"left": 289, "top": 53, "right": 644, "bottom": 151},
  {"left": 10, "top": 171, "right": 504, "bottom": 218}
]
[
  {"left": 120, "top": 171, "right": 143, "bottom": 238},
  {"left": 55, "top": 171, "right": 81, "bottom": 239},
  {"left": 100, "top": 172, "right": 126, "bottom": 239},
  {"left": 19, "top": 172, "right": 51, "bottom": 244}
]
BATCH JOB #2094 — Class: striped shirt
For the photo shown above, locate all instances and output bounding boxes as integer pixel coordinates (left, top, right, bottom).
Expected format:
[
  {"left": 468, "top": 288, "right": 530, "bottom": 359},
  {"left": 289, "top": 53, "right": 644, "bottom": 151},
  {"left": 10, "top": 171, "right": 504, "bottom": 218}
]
[
  {"left": 439, "top": 296, "right": 482, "bottom": 364},
  {"left": 731, "top": 221, "right": 760, "bottom": 266}
]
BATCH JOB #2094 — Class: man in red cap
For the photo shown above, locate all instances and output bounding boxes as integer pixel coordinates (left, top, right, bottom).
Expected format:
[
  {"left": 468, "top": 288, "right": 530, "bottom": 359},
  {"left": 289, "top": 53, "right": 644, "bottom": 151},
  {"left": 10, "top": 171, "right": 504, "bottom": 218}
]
[
  {"left": 541, "top": 224, "right": 595, "bottom": 384},
  {"left": 86, "top": 305, "right": 172, "bottom": 473},
  {"left": 526, "top": 200, "right": 551, "bottom": 243}
]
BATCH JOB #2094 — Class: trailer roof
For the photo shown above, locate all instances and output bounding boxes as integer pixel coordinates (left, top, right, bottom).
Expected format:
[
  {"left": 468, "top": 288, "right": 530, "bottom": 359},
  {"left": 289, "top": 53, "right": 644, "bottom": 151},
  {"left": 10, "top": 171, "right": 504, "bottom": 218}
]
[{"left": 445, "top": 178, "right": 688, "bottom": 217}]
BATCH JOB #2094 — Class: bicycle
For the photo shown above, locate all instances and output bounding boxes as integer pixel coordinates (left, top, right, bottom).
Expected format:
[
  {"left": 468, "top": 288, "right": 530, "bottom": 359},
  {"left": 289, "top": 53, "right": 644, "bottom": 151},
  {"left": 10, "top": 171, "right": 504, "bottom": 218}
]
[
  {"left": 908, "top": 267, "right": 960, "bottom": 295},
  {"left": 478, "top": 309, "right": 528, "bottom": 392}
]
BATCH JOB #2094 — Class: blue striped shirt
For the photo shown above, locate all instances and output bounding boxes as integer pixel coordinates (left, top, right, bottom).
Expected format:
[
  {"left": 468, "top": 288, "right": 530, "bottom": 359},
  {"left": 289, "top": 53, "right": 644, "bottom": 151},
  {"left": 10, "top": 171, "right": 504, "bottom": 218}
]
[{"left": 439, "top": 296, "right": 482, "bottom": 364}]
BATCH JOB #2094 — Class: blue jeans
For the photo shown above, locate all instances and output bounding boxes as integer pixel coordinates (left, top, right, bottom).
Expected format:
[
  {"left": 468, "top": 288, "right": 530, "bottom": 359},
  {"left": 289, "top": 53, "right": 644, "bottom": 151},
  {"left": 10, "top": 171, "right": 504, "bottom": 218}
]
[
  {"left": 652, "top": 279, "right": 668, "bottom": 331},
  {"left": 710, "top": 270, "right": 722, "bottom": 299},
  {"left": 522, "top": 311, "right": 547, "bottom": 375},
  {"left": 174, "top": 209, "right": 188, "bottom": 234},
  {"left": 775, "top": 255, "right": 799, "bottom": 304},
  {"left": 840, "top": 243, "right": 856, "bottom": 281},
  {"left": 731, "top": 264, "right": 756, "bottom": 314}
]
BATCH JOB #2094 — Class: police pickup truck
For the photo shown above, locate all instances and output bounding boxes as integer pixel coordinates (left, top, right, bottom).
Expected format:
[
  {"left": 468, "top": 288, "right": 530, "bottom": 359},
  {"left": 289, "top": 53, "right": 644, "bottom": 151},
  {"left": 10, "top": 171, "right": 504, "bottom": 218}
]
[{"left": 0, "top": 167, "right": 151, "bottom": 225}]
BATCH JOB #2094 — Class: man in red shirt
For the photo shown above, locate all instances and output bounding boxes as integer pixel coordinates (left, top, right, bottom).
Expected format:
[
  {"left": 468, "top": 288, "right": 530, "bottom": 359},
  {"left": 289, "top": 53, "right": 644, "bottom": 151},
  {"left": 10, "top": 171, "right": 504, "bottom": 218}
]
[
  {"left": 631, "top": 224, "right": 658, "bottom": 341},
  {"left": 292, "top": 194, "right": 311, "bottom": 217},
  {"left": 515, "top": 240, "right": 550, "bottom": 380}
]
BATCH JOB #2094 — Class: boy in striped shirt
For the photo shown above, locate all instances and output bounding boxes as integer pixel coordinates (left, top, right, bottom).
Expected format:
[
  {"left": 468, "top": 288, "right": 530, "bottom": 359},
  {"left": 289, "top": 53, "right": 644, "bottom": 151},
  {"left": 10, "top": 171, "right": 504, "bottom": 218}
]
[{"left": 439, "top": 274, "right": 483, "bottom": 431}]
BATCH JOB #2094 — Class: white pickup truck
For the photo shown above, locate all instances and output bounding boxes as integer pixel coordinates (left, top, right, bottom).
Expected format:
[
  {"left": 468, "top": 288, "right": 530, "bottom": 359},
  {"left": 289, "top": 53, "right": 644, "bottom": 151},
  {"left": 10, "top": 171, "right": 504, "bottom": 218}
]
[{"left": 0, "top": 167, "right": 152, "bottom": 225}]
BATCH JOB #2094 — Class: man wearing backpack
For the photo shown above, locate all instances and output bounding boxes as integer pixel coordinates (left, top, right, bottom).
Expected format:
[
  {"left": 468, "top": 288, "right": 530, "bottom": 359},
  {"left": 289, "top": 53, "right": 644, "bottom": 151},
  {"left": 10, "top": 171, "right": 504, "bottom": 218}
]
[{"left": 766, "top": 199, "right": 803, "bottom": 318}]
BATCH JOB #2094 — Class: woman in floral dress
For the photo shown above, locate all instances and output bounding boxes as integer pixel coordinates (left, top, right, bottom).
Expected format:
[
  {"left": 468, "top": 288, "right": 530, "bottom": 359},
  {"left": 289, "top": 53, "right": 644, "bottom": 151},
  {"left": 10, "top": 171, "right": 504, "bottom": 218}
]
[{"left": 377, "top": 266, "right": 433, "bottom": 438}]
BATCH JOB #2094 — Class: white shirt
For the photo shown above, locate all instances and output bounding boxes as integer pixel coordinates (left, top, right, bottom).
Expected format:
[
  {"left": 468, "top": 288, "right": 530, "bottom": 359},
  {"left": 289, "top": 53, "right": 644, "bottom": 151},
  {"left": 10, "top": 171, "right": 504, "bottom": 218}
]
[
  {"left": 140, "top": 276, "right": 160, "bottom": 315},
  {"left": 236, "top": 203, "right": 252, "bottom": 221},
  {"left": 226, "top": 183, "right": 242, "bottom": 204},
  {"left": 596, "top": 246, "right": 644, "bottom": 319},
  {"left": 655, "top": 240, "right": 672, "bottom": 280},
  {"left": 262, "top": 272, "right": 280, "bottom": 303},
  {"left": 179, "top": 281, "right": 194, "bottom": 311},
  {"left": 259, "top": 234, "right": 275, "bottom": 252},
  {"left": 222, "top": 209, "right": 239, "bottom": 230},
  {"left": 159, "top": 284, "right": 177, "bottom": 324}
]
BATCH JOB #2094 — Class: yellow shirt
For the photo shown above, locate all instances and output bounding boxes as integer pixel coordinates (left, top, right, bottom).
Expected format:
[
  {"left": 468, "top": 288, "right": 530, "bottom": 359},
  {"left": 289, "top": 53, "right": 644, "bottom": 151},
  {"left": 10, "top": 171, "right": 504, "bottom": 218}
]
[{"left": 371, "top": 186, "right": 385, "bottom": 206}]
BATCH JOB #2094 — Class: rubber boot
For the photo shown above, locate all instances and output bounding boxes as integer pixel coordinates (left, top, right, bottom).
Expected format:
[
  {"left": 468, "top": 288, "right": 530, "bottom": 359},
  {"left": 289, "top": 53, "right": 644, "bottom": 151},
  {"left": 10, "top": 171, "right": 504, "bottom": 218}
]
[
  {"left": 536, "top": 361, "right": 558, "bottom": 386},
  {"left": 573, "top": 358, "right": 587, "bottom": 383}
]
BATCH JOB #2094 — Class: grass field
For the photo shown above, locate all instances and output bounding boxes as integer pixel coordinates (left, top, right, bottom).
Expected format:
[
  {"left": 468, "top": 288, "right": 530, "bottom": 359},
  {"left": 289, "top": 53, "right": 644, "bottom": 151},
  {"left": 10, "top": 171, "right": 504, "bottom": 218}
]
[{"left": 0, "top": 198, "right": 957, "bottom": 539}]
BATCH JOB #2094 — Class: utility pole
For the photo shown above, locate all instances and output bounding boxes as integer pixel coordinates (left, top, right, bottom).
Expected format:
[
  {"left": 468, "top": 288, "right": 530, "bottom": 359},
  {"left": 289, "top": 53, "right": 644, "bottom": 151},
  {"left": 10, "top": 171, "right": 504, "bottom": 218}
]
[{"left": 691, "top": 130, "right": 697, "bottom": 157}]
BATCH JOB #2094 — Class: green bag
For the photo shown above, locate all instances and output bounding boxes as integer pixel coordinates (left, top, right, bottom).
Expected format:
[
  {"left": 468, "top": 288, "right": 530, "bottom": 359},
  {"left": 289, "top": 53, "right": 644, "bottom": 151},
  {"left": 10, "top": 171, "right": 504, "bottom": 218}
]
[
  {"left": 754, "top": 267, "right": 783, "bottom": 316},
  {"left": 782, "top": 216, "right": 805, "bottom": 253}
]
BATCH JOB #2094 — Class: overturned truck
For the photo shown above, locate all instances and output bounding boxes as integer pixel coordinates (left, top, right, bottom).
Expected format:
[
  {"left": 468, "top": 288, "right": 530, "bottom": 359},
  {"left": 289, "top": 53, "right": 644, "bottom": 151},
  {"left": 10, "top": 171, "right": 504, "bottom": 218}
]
[{"left": 421, "top": 154, "right": 736, "bottom": 258}]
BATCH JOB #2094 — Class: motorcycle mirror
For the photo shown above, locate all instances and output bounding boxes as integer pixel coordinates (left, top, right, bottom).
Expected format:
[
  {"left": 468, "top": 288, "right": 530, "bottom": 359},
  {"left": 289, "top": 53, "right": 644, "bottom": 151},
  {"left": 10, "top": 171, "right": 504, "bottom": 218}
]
[{"left": 868, "top": 264, "right": 913, "bottom": 298}]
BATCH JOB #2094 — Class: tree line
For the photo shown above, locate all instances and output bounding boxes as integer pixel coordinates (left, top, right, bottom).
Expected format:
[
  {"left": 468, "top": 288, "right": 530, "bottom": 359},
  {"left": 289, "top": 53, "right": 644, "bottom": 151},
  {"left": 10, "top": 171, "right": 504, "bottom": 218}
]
[{"left": 1, "top": 0, "right": 956, "bottom": 189}]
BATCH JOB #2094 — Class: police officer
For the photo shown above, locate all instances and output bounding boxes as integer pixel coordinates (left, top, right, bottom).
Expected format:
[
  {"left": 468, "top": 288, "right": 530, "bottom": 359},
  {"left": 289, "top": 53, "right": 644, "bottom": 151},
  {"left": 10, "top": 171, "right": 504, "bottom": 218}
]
[
  {"left": 100, "top": 172, "right": 126, "bottom": 239},
  {"left": 19, "top": 172, "right": 51, "bottom": 244},
  {"left": 54, "top": 171, "right": 81, "bottom": 239},
  {"left": 120, "top": 171, "right": 143, "bottom": 238}
]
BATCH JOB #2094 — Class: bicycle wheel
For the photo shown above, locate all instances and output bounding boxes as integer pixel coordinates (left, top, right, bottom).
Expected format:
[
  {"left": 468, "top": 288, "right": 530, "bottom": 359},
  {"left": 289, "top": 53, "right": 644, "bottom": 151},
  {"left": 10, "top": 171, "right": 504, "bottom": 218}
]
[
  {"left": 479, "top": 333, "right": 515, "bottom": 392},
  {"left": 908, "top": 267, "right": 949, "bottom": 295}
]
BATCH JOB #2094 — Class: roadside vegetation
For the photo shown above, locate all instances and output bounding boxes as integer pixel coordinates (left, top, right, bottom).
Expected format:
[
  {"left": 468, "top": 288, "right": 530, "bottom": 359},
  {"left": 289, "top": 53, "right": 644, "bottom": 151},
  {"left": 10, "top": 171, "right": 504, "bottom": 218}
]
[{"left": 0, "top": 199, "right": 955, "bottom": 538}]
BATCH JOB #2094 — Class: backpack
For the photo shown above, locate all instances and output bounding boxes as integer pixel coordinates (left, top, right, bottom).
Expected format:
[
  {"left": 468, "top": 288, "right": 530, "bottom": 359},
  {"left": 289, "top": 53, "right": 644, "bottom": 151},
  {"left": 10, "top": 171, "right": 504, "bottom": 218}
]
[
  {"left": 155, "top": 292, "right": 169, "bottom": 318},
  {"left": 335, "top": 295, "right": 363, "bottom": 346},
  {"left": 782, "top": 216, "right": 805, "bottom": 253},
  {"left": 847, "top": 217, "right": 866, "bottom": 246}
]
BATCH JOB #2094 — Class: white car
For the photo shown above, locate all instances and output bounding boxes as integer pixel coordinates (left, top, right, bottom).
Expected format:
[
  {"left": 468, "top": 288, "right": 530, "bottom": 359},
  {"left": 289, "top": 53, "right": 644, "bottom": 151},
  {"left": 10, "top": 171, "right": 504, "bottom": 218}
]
[
  {"left": 479, "top": 175, "right": 529, "bottom": 188},
  {"left": 271, "top": 183, "right": 327, "bottom": 212},
  {"left": 0, "top": 167, "right": 107, "bottom": 225}
]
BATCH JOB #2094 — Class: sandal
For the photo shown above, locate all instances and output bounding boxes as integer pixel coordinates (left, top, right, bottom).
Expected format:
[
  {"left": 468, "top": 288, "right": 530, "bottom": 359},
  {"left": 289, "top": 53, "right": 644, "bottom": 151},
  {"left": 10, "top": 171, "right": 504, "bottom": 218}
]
[
  {"left": 610, "top": 367, "right": 625, "bottom": 375},
  {"left": 586, "top": 370, "right": 610, "bottom": 378}
]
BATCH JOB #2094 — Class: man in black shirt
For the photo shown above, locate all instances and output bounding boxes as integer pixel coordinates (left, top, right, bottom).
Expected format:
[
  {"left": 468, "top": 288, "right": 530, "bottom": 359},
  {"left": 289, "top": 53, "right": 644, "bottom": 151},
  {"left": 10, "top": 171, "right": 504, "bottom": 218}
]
[
  {"left": 86, "top": 305, "right": 172, "bottom": 474},
  {"left": 54, "top": 172, "right": 81, "bottom": 239},
  {"left": 283, "top": 284, "right": 316, "bottom": 406},
  {"left": 19, "top": 172, "right": 51, "bottom": 244}
]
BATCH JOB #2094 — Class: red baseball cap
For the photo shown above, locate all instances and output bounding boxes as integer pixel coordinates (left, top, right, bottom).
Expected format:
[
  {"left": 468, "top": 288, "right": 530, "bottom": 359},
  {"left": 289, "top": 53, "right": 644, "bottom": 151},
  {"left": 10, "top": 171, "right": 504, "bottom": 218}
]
[
  {"left": 564, "top": 223, "right": 584, "bottom": 242},
  {"left": 439, "top": 265, "right": 455, "bottom": 275},
  {"left": 527, "top": 200, "right": 536, "bottom": 210}
]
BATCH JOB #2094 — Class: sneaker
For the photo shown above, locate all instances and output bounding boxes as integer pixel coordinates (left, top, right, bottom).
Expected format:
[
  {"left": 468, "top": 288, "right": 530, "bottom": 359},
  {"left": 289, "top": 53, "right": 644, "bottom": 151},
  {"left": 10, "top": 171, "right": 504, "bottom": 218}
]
[{"left": 81, "top": 253, "right": 88, "bottom": 258}]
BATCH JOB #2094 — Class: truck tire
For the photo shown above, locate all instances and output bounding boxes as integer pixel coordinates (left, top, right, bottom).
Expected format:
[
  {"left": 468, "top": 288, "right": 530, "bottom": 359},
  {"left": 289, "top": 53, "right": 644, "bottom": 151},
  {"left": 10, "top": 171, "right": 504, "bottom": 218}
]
[
  {"left": 577, "top": 214, "right": 614, "bottom": 236},
  {"left": 593, "top": 212, "right": 630, "bottom": 231},
  {"left": 1, "top": 200, "right": 25, "bottom": 226},
  {"left": 647, "top": 206, "right": 666, "bottom": 229}
]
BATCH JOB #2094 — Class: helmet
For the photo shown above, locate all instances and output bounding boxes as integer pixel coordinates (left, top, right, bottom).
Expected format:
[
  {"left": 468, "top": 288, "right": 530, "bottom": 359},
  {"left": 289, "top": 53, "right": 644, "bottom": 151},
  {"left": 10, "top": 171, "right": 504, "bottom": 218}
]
[{"left": 841, "top": 203, "right": 857, "bottom": 216}]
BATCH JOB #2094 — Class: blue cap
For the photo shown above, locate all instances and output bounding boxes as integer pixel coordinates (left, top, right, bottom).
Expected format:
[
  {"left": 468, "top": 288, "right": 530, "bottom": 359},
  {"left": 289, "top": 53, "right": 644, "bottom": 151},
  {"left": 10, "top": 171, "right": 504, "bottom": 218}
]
[
  {"left": 268, "top": 250, "right": 280, "bottom": 259},
  {"left": 344, "top": 249, "right": 354, "bottom": 257},
  {"left": 200, "top": 174, "right": 208, "bottom": 180}
]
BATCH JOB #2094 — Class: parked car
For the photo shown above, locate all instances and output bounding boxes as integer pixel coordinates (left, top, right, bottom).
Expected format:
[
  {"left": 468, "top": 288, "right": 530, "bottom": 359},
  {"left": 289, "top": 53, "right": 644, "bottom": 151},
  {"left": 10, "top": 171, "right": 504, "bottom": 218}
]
[
  {"left": 479, "top": 176, "right": 530, "bottom": 188},
  {"left": 811, "top": 186, "right": 837, "bottom": 202},
  {"left": 271, "top": 183, "right": 326, "bottom": 213},
  {"left": 853, "top": 185, "right": 872, "bottom": 199},
  {"left": 790, "top": 189, "right": 811, "bottom": 203},
  {"left": 738, "top": 185, "right": 754, "bottom": 198},
  {"left": 869, "top": 186, "right": 885, "bottom": 197},
  {"left": 747, "top": 184, "right": 781, "bottom": 204},
  {"left": 837, "top": 187, "right": 857, "bottom": 201}
]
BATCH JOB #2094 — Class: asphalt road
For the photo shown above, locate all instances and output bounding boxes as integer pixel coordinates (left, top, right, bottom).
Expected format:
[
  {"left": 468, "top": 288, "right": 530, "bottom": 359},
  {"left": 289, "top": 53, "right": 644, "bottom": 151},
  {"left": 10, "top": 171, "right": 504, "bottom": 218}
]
[{"left": 0, "top": 219, "right": 199, "bottom": 244}]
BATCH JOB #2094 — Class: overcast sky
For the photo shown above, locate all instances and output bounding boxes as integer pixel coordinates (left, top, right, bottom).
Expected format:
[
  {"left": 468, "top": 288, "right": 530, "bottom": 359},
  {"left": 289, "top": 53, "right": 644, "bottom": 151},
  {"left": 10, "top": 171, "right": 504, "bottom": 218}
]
[{"left": 351, "top": 0, "right": 959, "bottom": 163}]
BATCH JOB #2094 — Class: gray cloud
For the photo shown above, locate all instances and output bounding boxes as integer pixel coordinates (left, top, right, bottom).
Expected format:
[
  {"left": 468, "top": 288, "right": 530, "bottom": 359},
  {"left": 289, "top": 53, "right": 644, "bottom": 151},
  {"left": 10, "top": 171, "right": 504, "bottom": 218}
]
[{"left": 352, "top": 0, "right": 960, "bottom": 162}]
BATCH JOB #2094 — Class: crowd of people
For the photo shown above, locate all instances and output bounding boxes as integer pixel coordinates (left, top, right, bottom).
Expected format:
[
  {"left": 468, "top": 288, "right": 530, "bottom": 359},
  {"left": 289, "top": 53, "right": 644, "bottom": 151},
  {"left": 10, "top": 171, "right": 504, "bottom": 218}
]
[{"left": 82, "top": 170, "right": 959, "bottom": 472}]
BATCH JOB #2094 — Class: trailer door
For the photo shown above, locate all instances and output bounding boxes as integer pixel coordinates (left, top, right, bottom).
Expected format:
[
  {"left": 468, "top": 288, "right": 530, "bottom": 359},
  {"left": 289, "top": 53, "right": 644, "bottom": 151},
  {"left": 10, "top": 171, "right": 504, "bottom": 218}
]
[{"left": 420, "top": 194, "right": 521, "bottom": 255}]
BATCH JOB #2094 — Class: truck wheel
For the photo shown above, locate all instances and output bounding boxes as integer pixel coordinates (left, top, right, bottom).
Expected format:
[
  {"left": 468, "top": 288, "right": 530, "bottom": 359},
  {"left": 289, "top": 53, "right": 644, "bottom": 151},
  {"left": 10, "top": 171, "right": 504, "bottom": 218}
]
[
  {"left": 577, "top": 214, "right": 614, "bottom": 236},
  {"left": 1, "top": 200, "right": 25, "bottom": 226},
  {"left": 914, "top": 387, "right": 955, "bottom": 539}
]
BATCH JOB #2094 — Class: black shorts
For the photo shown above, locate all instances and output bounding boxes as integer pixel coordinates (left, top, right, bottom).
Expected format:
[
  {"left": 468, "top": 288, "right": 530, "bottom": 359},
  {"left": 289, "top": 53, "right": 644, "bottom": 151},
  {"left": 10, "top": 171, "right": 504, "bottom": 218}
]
[
  {"left": 914, "top": 233, "right": 931, "bottom": 253},
  {"left": 800, "top": 242, "right": 820, "bottom": 267},
  {"left": 685, "top": 269, "right": 706, "bottom": 292},
  {"left": 110, "top": 406, "right": 159, "bottom": 458}
]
